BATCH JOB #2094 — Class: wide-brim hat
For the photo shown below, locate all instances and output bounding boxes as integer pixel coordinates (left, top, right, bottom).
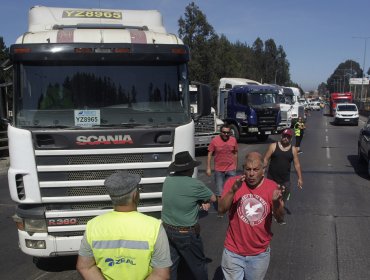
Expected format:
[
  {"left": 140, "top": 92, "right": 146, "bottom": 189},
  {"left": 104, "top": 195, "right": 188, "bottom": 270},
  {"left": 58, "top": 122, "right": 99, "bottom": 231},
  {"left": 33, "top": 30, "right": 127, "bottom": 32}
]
[{"left": 168, "top": 151, "right": 201, "bottom": 173}]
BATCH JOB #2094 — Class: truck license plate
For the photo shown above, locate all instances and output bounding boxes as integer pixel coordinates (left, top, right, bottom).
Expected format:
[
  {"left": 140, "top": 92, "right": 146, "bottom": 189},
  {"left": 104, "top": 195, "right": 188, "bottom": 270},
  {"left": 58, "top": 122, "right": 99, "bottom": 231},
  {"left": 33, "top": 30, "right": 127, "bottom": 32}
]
[{"left": 265, "top": 131, "right": 271, "bottom": 135}]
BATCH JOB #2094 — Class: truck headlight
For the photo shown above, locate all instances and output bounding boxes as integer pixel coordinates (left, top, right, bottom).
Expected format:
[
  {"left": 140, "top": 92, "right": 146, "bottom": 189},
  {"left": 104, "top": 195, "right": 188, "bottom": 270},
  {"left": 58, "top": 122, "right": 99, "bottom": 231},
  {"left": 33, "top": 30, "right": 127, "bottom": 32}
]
[
  {"left": 24, "top": 219, "right": 47, "bottom": 233},
  {"left": 25, "top": 239, "right": 46, "bottom": 249}
]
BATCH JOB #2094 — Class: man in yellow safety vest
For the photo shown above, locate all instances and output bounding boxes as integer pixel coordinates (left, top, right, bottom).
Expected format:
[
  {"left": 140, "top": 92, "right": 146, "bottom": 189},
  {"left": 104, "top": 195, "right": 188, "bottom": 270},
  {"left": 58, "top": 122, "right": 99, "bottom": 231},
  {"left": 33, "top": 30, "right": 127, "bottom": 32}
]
[{"left": 77, "top": 171, "right": 172, "bottom": 280}]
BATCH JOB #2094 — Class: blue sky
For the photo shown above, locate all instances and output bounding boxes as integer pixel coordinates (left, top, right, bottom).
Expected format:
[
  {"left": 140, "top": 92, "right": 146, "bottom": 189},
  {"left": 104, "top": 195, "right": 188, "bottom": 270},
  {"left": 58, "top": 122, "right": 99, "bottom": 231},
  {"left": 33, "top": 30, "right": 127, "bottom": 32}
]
[{"left": 1, "top": 0, "right": 370, "bottom": 91}]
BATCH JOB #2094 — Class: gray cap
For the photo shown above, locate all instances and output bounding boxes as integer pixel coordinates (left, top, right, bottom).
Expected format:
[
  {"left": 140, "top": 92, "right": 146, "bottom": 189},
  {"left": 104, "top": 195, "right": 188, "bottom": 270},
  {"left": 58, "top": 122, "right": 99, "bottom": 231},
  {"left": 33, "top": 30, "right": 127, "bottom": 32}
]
[{"left": 104, "top": 171, "right": 141, "bottom": 197}]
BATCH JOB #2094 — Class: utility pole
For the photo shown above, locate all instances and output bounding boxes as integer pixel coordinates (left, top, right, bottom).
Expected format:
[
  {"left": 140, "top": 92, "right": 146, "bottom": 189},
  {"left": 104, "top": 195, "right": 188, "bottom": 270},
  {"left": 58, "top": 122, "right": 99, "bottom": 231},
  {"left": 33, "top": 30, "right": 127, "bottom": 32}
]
[{"left": 353, "top": 36, "right": 370, "bottom": 101}]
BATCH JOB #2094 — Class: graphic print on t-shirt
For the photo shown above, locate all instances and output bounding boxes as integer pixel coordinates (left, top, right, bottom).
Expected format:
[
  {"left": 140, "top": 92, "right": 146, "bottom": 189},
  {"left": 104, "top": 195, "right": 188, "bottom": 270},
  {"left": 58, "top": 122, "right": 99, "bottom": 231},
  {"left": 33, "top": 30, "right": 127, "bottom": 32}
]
[{"left": 237, "top": 194, "right": 268, "bottom": 226}]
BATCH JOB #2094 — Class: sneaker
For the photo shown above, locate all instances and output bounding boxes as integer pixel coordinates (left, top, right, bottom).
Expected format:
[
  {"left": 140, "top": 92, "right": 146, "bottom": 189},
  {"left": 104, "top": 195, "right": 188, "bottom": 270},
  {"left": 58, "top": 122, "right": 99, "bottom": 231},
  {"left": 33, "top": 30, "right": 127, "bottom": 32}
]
[
  {"left": 274, "top": 218, "right": 286, "bottom": 225},
  {"left": 217, "top": 213, "right": 224, "bottom": 218}
]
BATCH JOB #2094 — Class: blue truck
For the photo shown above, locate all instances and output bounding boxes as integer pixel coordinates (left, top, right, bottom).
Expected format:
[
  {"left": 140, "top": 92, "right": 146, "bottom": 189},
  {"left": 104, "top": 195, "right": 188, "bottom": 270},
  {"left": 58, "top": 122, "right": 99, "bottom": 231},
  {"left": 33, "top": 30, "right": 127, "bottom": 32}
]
[{"left": 217, "top": 78, "right": 282, "bottom": 142}]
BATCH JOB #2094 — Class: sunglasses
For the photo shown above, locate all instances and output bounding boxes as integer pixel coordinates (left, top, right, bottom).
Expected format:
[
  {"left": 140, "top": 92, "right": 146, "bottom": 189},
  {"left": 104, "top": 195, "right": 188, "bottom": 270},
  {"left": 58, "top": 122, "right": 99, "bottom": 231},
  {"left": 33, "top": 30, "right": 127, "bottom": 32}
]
[
  {"left": 221, "top": 131, "right": 231, "bottom": 135},
  {"left": 282, "top": 134, "right": 292, "bottom": 139}
]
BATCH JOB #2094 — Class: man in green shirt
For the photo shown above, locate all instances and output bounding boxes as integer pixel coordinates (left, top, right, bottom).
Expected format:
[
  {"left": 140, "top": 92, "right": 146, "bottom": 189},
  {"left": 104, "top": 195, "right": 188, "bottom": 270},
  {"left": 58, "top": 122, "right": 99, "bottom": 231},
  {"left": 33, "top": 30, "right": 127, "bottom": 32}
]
[{"left": 161, "top": 151, "right": 217, "bottom": 280}]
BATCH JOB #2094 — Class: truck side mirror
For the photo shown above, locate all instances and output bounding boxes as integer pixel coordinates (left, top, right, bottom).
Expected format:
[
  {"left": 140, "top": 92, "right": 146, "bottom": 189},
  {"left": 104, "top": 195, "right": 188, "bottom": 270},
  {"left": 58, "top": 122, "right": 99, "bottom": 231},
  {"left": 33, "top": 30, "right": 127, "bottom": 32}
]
[
  {"left": 194, "top": 84, "right": 211, "bottom": 121},
  {"left": 0, "top": 117, "right": 10, "bottom": 126}
]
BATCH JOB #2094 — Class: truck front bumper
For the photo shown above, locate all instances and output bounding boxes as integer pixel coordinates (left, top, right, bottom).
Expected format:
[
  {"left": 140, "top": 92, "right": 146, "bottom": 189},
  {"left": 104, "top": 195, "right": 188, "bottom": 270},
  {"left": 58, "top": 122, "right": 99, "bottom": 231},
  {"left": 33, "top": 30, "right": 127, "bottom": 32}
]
[
  {"left": 194, "top": 134, "right": 216, "bottom": 149},
  {"left": 17, "top": 229, "right": 82, "bottom": 257}
]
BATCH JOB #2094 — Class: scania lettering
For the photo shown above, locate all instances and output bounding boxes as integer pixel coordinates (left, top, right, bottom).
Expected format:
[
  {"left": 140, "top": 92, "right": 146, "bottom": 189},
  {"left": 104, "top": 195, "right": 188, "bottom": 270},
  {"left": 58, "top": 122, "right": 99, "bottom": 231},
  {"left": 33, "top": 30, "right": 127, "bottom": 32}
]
[
  {"left": 6, "top": 6, "right": 210, "bottom": 257},
  {"left": 76, "top": 135, "right": 133, "bottom": 145}
]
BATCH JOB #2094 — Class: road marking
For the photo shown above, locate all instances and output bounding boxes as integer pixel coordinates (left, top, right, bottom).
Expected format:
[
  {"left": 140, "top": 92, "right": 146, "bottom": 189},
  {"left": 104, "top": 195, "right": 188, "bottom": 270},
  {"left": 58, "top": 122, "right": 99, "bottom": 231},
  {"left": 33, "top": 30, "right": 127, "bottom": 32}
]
[
  {"left": 325, "top": 129, "right": 328, "bottom": 133},
  {"left": 326, "top": 135, "right": 330, "bottom": 160}
]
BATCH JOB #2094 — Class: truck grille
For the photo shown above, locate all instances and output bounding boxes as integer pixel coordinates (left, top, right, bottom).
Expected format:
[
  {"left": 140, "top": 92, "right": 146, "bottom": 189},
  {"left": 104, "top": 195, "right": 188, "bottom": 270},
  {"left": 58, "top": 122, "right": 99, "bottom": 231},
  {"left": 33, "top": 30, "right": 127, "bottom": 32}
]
[
  {"left": 194, "top": 113, "right": 215, "bottom": 133},
  {"left": 66, "top": 154, "right": 143, "bottom": 164},
  {"left": 280, "top": 111, "right": 288, "bottom": 121},
  {"left": 257, "top": 110, "right": 278, "bottom": 127}
]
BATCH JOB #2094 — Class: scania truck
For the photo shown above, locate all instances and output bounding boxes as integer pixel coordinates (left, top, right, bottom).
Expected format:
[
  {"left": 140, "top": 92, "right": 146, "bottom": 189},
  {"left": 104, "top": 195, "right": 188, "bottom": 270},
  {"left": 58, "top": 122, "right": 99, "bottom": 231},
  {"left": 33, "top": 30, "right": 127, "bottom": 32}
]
[
  {"left": 6, "top": 6, "right": 210, "bottom": 257},
  {"left": 217, "top": 78, "right": 282, "bottom": 142}
]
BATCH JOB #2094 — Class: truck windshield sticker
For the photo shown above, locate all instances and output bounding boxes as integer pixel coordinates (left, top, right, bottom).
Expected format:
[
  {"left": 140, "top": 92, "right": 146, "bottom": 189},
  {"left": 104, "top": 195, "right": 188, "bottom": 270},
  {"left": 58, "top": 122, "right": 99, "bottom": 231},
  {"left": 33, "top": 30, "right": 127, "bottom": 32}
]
[
  {"left": 62, "top": 10, "right": 122, "bottom": 19},
  {"left": 74, "top": 110, "right": 101, "bottom": 127}
]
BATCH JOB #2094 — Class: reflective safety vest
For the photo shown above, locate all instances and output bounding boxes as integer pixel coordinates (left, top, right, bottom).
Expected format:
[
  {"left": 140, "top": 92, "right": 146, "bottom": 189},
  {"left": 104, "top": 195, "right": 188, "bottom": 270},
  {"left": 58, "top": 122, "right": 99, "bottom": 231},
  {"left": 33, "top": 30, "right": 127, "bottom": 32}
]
[
  {"left": 86, "top": 211, "right": 161, "bottom": 280},
  {"left": 294, "top": 122, "right": 301, "bottom": 136}
]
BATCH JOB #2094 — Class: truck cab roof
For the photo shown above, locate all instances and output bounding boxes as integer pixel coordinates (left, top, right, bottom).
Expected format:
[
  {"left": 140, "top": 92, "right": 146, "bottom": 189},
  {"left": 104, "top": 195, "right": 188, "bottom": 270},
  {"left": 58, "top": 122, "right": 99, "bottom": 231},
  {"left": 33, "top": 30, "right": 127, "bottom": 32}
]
[{"left": 231, "top": 84, "right": 279, "bottom": 93}]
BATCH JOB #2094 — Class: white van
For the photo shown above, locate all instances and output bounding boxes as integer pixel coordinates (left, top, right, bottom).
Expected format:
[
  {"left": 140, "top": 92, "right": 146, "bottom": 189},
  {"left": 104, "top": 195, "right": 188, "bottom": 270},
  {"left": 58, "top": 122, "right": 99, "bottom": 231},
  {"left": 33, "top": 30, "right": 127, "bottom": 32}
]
[{"left": 334, "top": 103, "right": 359, "bottom": 125}]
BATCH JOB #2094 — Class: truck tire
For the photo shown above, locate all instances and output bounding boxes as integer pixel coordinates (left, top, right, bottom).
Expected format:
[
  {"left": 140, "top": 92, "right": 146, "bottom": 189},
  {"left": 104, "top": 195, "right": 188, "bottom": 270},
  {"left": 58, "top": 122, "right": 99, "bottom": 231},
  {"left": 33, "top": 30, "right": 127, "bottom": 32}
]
[
  {"left": 230, "top": 124, "right": 240, "bottom": 141},
  {"left": 257, "top": 134, "right": 269, "bottom": 142}
]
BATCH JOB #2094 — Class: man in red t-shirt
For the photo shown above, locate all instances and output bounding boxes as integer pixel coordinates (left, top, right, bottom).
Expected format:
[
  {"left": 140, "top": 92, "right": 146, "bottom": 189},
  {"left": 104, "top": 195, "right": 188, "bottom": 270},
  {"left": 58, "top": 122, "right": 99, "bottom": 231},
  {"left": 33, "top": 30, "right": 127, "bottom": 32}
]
[
  {"left": 218, "top": 152, "right": 284, "bottom": 280},
  {"left": 206, "top": 124, "right": 238, "bottom": 216}
]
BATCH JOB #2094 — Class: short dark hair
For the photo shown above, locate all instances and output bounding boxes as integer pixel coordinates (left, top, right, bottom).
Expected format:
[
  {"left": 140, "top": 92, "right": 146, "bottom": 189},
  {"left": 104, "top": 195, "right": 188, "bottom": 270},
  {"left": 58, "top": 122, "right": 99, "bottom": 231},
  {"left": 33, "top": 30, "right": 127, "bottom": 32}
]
[{"left": 220, "top": 123, "right": 230, "bottom": 131}]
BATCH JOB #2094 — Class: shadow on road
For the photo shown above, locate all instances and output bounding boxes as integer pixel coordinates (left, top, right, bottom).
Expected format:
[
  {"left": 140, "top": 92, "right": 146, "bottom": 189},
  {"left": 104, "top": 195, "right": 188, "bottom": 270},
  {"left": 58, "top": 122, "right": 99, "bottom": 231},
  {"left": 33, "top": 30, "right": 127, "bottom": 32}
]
[
  {"left": 34, "top": 255, "right": 78, "bottom": 272},
  {"left": 347, "top": 154, "right": 369, "bottom": 180}
]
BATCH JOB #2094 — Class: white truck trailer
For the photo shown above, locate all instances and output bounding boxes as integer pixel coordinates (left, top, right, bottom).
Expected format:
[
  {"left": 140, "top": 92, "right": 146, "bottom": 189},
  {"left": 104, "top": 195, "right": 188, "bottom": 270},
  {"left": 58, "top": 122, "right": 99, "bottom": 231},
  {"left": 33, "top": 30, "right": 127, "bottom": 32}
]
[{"left": 6, "top": 6, "right": 210, "bottom": 257}]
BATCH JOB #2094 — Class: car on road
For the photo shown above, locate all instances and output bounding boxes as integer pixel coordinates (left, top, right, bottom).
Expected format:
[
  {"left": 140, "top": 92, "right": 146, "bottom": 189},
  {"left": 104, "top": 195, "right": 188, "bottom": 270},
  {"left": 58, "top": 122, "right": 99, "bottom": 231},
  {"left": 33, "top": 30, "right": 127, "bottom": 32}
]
[
  {"left": 334, "top": 103, "right": 359, "bottom": 125},
  {"left": 358, "top": 116, "right": 370, "bottom": 177},
  {"left": 308, "top": 101, "right": 321, "bottom": 111}
]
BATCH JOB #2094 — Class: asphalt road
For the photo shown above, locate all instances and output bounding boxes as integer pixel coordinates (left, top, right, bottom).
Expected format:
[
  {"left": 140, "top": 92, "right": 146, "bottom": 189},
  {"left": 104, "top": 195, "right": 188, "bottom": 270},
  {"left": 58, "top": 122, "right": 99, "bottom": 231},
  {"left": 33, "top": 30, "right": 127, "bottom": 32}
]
[{"left": 0, "top": 111, "right": 369, "bottom": 280}]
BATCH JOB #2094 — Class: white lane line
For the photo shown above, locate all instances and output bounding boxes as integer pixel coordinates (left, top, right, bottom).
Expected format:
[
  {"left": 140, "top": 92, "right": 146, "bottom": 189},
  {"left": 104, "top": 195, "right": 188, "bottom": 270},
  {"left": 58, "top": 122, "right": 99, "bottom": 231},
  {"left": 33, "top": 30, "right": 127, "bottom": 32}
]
[
  {"left": 325, "top": 129, "right": 328, "bottom": 133},
  {"left": 326, "top": 135, "right": 330, "bottom": 160},
  {"left": 326, "top": 147, "right": 331, "bottom": 160}
]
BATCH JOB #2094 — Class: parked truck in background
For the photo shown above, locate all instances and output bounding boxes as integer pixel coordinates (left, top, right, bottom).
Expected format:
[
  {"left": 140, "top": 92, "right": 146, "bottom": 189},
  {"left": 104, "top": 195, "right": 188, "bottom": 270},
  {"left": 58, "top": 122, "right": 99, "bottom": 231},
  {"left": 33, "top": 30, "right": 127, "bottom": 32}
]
[
  {"left": 0, "top": 82, "right": 11, "bottom": 154},
  {"left": 217, "top": 78, "right": 282, "bottom": 142},
  {"left": 282, "top": 87, "right": 305, "bottom": 126},
  {"left": 190, "top": 82, "right": 223, "bottom": 150},
  {"left": 5, "top": 6, "right": 210, "bottom": 257},
  {"left": 329, "top": 92, "right": 353, "bottom": 116}
]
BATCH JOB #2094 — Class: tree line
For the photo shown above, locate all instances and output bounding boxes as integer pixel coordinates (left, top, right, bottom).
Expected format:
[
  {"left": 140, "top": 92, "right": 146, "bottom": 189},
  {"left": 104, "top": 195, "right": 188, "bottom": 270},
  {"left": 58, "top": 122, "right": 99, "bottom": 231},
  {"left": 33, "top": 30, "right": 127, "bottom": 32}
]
[{"left": 178, "top": 2, "right": 295, "bottom": 96}]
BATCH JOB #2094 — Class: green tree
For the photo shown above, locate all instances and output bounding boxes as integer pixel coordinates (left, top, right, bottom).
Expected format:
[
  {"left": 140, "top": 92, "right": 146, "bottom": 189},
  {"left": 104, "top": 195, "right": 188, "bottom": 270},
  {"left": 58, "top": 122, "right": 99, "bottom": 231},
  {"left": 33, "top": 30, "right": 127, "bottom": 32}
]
[
  {"left": 0, "top": 37, "right": 11, "bottom": 83},
  {"left": 276, "top": 46, "right": 290, "bottom": 86},
  {"left": 263, "top": 39, "right": 278, "bottom": 84},
  {"left": 326, "top": 60, "right": 361, "bottom": 93},
  {"left": 178, "top": 2, "right": 217, "bottom": 84}
]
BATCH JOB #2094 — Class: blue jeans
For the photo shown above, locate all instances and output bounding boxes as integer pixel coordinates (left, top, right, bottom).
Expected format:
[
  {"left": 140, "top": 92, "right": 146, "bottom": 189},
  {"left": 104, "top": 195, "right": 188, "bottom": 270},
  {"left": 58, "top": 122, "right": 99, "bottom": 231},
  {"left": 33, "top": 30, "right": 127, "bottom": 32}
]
[
  {"left": 215, "top": 170, "right": 236, "bottom": 196},
  {"left": 221, "top": 247, "right": 271, "bottom": 280},
  {"left": 164, "top": 225, "right": 208, "bottom": 280}
]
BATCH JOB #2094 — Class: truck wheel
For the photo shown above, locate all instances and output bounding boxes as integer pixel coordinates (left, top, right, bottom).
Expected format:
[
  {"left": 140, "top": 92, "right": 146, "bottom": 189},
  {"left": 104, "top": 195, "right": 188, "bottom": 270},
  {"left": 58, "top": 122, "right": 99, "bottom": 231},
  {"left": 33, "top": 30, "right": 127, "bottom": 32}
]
[
  {"left": 229, "top": 124, "right": 240, "bottom": 141},
  {"left": 257, "top": 134, "right": 269, "bottom": 142}
]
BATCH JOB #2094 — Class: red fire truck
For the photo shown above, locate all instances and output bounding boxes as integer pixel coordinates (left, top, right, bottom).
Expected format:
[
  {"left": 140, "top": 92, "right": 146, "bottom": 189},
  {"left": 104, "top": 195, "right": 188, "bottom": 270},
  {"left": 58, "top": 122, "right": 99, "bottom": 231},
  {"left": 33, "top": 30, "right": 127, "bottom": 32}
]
[{"left": 329, "top": 92, "right": 353, "bottom": 116}]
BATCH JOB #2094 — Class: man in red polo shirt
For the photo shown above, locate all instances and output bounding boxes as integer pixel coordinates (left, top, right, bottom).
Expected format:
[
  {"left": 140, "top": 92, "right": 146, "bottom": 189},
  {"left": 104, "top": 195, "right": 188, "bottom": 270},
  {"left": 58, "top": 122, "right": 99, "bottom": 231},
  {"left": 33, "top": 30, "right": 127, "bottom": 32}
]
[{"left": 206, "top": 124, "right": 238, "bottom": 215}]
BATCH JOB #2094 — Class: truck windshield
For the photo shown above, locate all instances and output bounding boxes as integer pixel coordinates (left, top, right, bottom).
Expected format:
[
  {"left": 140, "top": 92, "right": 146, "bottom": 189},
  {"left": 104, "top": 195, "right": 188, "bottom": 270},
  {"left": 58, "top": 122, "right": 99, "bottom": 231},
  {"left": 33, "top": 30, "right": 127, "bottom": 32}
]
[
  {"left": 247, "top": 92, "right": 277, "bottom": 106},
  {"left": 15, "top": 64, "right": 190, "bottom": 128},
  {"left": 334, "top": 99, "right": 350, "bottom": 104},
  {"left": 337, "top": 105, "right": 357, "bottom": 111}
]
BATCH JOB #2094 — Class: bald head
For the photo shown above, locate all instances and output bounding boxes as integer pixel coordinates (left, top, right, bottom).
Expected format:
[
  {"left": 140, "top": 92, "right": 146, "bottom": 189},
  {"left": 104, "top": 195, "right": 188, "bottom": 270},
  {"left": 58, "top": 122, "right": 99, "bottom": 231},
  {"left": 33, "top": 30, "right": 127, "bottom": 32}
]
[
  {"left": 245, "top": 152, "right": 264, "bottom": 168},
  {"left": 243, "top": 152, "right": 265, "bottom": 188}
]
